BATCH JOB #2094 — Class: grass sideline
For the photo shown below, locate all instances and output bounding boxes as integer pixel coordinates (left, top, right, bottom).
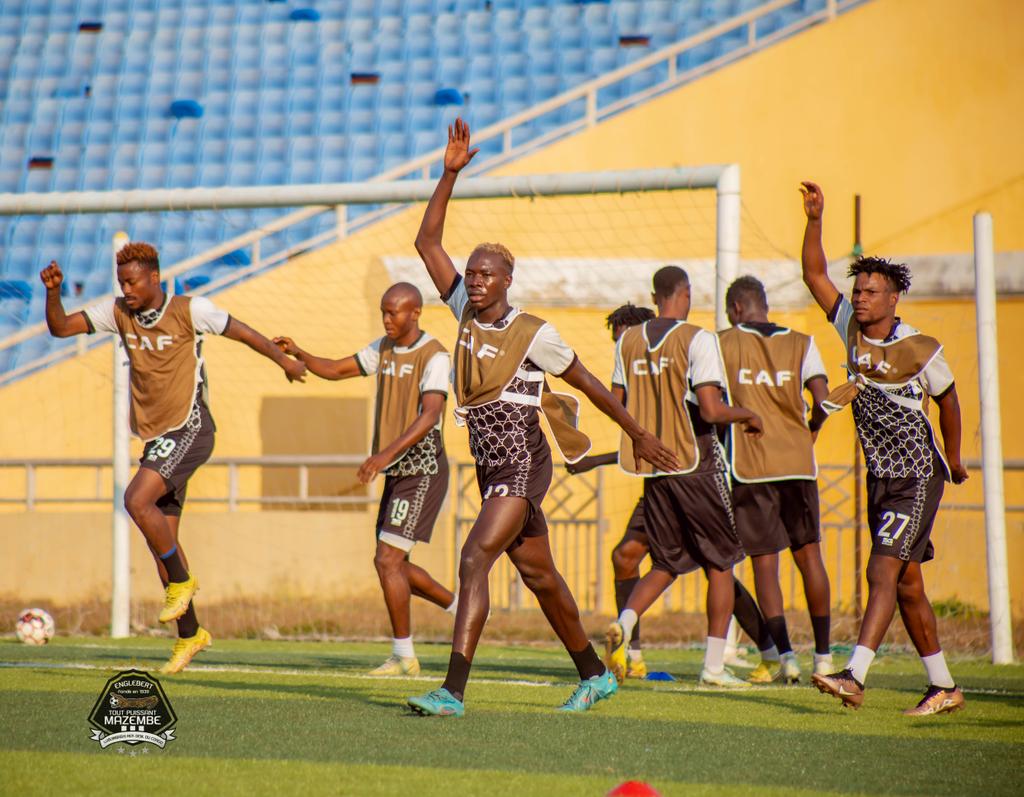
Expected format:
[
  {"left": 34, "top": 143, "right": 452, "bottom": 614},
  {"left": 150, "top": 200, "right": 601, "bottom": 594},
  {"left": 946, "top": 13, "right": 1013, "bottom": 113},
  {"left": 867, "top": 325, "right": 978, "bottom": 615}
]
[{"left": 1, "top": 637, "right": 1021, "bottom": 796}]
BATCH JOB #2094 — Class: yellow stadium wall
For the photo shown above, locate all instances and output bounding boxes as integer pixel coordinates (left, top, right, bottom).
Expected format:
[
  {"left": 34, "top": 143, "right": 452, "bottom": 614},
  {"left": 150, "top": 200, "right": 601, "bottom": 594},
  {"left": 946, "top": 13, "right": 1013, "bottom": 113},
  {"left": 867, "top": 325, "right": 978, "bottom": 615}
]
[{"left": 2, "top": 0, "right": 1021, "bottom": 619}]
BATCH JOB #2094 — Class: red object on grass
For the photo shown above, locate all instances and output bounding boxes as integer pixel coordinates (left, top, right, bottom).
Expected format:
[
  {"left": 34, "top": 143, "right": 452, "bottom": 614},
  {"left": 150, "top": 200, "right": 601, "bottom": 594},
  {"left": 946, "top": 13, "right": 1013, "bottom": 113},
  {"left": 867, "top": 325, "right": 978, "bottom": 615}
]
[{"left": 607, "top": 781, "right": 661, "bottom": 797}]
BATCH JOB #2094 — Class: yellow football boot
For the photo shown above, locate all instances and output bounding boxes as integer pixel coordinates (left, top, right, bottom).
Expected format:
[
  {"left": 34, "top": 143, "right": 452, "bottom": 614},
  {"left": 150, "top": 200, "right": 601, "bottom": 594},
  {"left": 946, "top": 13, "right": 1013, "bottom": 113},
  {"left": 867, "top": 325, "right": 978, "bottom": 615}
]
[
  {"left": 604, "top": 622, "right": 627, "bottom": 685},
  {"left": 159, "top": 627, "right": 212, "bottom": 675},
  {"left": 368, "top": 656, "right": 420, "bottom": 677},
  {"left": 158, "top": 575, "right": 198, "bottom": 624},
  {"left": 626, "top": 653, "right": 648, "bottom": 680}
]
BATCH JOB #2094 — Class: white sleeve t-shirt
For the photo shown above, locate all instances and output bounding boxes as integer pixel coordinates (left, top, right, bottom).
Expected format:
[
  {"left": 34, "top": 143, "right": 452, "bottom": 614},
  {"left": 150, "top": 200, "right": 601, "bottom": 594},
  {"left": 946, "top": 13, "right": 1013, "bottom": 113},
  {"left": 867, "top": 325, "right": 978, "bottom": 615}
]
[
  {"left": 83, "top": 295, "right": 229, "bottom": 335},
  {"left": 355, "top": 337, "right": 451, "bottom": 395},
  {"left": 830, "top": 296, "right": 954, "bottom": 396},
  {"left": 443, "top": 276, "right": 575, "bottom": 376},
  {"left": 801, "top": 336, "right": 828, "bottom": 386}
]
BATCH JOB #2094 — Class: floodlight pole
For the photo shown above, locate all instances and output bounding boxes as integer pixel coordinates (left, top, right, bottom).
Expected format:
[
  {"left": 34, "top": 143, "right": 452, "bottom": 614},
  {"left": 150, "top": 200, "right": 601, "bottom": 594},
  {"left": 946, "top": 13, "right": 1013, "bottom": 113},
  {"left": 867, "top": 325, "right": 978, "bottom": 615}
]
[
  {"left": 111, "top": 233, "right": 131, "bottom": 639},
  {"left": 973, "top": 212, "right": 1013, "bottom": 664}
]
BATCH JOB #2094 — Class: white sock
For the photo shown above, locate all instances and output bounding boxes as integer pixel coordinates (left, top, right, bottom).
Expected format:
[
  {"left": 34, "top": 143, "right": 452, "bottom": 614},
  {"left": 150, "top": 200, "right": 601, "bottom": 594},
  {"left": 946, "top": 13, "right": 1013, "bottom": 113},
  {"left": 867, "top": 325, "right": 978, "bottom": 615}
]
[
  {"left": 704, "top": 636, "right": 727, "bottom": 674},
  {"left": 446, "top": 594, "right": 459, "bottom": 615},
  {"left": 392, "top": 636, "right": 415, "bottom": 659},
  {"left": 847, "top": 645, "right": 875, "bottom": 685},
  {"left": 617, "top": 609, "right": 638, "bottom": 644},
  {"left": 627, "top": 647, "right": 643, "bottom": 661},
  {"left": 814, "top": 652, "right": 834, "bottom": 667},
  {"left": 921, "top": 651, "right": 955, "bottom": 689},
  {"left": 760, "top": 643, "right": 780, "bottom": 663}
]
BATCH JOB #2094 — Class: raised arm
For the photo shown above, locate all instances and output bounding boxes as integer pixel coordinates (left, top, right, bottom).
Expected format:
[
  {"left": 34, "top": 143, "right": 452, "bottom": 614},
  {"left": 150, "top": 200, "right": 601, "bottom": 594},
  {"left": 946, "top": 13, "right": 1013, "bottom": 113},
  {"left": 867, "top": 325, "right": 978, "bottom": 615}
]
[
  {"left": 223, "top": 320, "right": 306, "bottom": 382},
  {"left": 560, "top": 359, "right": 680, "bottom": 473},
  {"left": 414, "top": 118, "right": 479, "bottom": 296},
  {"left": 936, "top": 386, "right": 968, "bottom": 484},
  {"left": 40, "top": 262, "right": 90, "bottom": 337},
  {"left": 695, "top": 384, "right": 763, "bottom": 435},
  {"left": 800, "top": 181, "right": 841, "bottom": 314},
  {"left": 273, "top": 336, "right": 361, "bottom": 381},
  {"left": 357, "top": 392, "right": 445, "bottom": 484}
]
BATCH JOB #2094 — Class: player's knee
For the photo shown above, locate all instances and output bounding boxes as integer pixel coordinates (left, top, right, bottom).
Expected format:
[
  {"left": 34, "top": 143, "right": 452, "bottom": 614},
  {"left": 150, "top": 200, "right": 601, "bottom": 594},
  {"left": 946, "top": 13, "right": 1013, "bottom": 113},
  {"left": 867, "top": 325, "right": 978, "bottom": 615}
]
[
  {"left": 458, "top": 544, "right": 493, "bottom": 581},
  {"left": 123, "top": 488, "right": 151, "bottom": 520},
  {"left": 373, "top": 544, "right": 403, "bottom": 575},
  {"left": 520, "top": 568, "right": 557, "bottom": 597},
  {"left": 865, "top": 557, "right": 898, "bottom": 591},
  {"left": 896, "top": 576, "right": 925, "bottom": 604}
]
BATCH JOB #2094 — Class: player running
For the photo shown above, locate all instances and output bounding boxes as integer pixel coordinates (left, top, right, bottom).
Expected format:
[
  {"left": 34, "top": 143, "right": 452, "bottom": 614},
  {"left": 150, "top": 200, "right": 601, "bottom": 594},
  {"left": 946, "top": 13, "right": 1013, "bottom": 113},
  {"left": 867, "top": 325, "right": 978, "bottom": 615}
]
[
  {"left": 41, "top": 243, "right": 307, "bottom": 673},
  {"left": 274, "top": 283, "right": 457, "bottom": 677},
  {"left": 604, "top": 266, "right": 764, "bottom": 688},
  {"left": 570, "top": 303, "right": 776, "bottom": 681},
  {"left": 800, "top": 181, "right": 968, "bottom": 715},
  {"left": 719, "top": 275, "right": 834, "bottom": 683},
  {"left": 406, "top": 119, "right": 678, "bottom": 717}
]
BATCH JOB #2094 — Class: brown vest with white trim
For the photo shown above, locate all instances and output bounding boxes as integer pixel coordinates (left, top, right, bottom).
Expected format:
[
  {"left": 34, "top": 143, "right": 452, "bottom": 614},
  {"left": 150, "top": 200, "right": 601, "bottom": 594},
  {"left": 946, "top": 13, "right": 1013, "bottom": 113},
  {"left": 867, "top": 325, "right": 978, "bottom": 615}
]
[
  {"left": 453, "top": 307, "right": 591, "bottom": 462},
  {"left": 112, "top": 295, "right": 202, "bottom": 441},
  {"left": 719, "top": 325, "right": 816, "bottom": 482},
  {"left": 617, "top": 321, "right": 702, "bottom": 476},
  {"left": 371, "top": 336, "right": 448, "bottom": 466}
]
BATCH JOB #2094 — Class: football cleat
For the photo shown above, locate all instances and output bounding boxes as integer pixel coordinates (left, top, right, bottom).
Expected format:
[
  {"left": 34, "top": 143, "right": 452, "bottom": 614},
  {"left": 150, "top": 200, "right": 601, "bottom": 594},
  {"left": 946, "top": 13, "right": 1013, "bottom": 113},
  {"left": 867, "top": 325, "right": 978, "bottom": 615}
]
[
  {"left": 780, "top": 652, "right": 801, "bottom": 684},
  {"left": 159, "top": 627, "right": 212, "bottom": 675},
  {"left": 407, "top": 687, "right": 465, "bottom": 717},
  {"left": 368, "top": 656, "right": 420, "bottom": 677},
  {"left": 903, "top": 685, "right": 965, "bottom": 717},
  {"left": 811, "top": 668, "right": 865, "bottom": 709},
  {"left": 747, "top": 661, "right": 777, "bottom": 684},
  {"left": 604, "top": 622, "right": 627, "bottom": 685},
  {"left": 699, "top": 667, "right": 751, "bottom": 688},
  {"left": 557, "top": 669, "right": 618, "bottom": 712},
  {"left": 158, "top": 575, "right": 198, "bottom": 624},
  {"left": 626, "top": 653, "right": 648, "bottom": 680}
]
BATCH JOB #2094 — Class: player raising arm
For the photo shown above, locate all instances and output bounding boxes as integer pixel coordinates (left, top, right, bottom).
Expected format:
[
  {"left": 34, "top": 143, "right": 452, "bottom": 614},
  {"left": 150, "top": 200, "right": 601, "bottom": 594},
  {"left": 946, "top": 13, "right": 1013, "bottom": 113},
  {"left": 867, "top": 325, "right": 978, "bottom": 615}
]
[
  {"left": 274, "top": 283, "right": 458, "bottom": 678},
  {"left": 42, "top": 245, "right": 305, "bottom": 674},
  {"left": 799, "top": 181, "right": 968, "bottom": 716},
  {"left": 406, "top": 119, "right": 677, "bottom": 718}
]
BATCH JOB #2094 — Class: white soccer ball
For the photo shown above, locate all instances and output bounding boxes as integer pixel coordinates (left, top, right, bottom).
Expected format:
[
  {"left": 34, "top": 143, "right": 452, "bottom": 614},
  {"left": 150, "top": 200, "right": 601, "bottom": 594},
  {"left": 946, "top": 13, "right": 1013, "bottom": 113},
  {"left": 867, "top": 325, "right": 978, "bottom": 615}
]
[{"left": 15, "top": 608, "right": 55, "bottom": 645}]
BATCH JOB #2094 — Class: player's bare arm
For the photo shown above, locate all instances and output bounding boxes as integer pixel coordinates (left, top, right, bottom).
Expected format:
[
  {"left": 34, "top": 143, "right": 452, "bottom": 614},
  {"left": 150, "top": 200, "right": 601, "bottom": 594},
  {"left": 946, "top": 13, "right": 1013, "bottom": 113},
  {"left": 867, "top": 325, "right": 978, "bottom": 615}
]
[
  {"left": 357, "top": 392, "right": 445, "bottom": 484},
  {"left": 414, "top": 118, "right": 479, "bottom": 295},
  {"left": 694, "top": 384, "right": 763, "bottom": 436},
  {"left": 800, "top": 181, "right": 841, "bottom": 314},
  {"left": 560, "top": 359, "right": 680, "bottom": 473},
  {"left": 273, "top": 336, "right": 361, "bottom": 381},
  {"left": 565, "top": 452, "right": 618, "bottom": 475},
  {"left": 806, "top": 375, "right": 830, "bottom": 440},
  {"left": 224, "top": 321, "right": 307, "bottom": 382},
  {"left": 936, "top": 386, "right": 968, "bottom": 484},
  {"left": 40, "top": 261, "right": 90, "bottom": 337}
]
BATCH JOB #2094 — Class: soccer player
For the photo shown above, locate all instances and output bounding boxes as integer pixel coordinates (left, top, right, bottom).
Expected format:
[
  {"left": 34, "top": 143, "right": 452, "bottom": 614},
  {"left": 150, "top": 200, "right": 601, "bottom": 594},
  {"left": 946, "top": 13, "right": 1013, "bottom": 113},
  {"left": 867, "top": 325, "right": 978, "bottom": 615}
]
[
  {"left": 719, "top": 275, "right": 834, "bottom": 683},
  {"left": 274, "top": 283, "right": 457, "bottom": 677},
  {"left": 800, "top": 181, "right": 968, "bottom": 715},
  {"left": 569, "top": 303, "right": 774, "bottom": 680},
  {"left": 406, "top": 119, "right": 678, "bottom": 717},
  {"left": 604, "top": 266, "right": 764, "bottom": 688},
  {"left": 40, "top": 243, "right": 307, "bottom": 673}
]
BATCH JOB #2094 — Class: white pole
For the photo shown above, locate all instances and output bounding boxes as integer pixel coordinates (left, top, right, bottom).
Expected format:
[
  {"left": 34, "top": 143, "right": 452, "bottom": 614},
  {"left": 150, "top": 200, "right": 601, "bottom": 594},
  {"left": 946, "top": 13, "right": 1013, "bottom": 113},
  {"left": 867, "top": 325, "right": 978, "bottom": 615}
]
[
  {"left": 111, "top": 232, "right": 131, "bottom": 639},
  {"left": 716, "top": 164, "right": 741, "bottom": 331},
  {"left": 973, "top": 212, "right": 1013, "bottom": 664}
]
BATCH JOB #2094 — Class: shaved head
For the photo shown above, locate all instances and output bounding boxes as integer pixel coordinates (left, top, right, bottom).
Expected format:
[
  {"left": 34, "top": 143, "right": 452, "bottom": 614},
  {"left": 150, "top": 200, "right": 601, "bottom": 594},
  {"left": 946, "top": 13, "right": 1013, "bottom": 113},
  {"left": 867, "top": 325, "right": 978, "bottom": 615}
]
[{"left": 383, "top": 282, "right": 423, "bottom": 308}]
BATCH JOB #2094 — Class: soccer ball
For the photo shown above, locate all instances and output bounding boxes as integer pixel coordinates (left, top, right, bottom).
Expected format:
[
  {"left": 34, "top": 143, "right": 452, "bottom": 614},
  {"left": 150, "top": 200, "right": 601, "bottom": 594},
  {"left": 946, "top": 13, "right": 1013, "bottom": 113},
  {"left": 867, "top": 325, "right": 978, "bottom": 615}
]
[{"left": 15, "top": 608, "right": 55, "bottom": 645}]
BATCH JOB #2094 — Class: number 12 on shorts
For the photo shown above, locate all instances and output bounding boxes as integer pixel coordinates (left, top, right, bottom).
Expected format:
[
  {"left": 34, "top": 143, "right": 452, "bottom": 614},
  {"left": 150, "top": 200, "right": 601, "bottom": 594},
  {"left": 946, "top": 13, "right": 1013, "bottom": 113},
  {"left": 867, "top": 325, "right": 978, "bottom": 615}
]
[{"left": 876, "top": 510, "right": 910, "bottom": 547}]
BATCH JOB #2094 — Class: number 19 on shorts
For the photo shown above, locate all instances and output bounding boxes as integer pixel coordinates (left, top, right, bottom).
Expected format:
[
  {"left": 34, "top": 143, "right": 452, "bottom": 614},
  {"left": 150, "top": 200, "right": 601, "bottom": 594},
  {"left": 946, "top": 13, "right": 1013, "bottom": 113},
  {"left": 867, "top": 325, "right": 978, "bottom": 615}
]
[{"left": 389, "top": 498, "right": 410, "bottom": 528}]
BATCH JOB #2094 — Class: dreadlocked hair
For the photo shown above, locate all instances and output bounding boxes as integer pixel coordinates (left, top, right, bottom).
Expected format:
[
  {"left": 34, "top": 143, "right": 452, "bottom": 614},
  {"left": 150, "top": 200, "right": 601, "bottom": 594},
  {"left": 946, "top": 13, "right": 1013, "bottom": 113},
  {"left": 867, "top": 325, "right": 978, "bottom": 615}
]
[
  {"left": 847, "top": 256, "right": 911, "bottom": 294},
  {"left": 606, "top": 303, "right": 656, "bottom": 331},
  {"left": 116, "top": 242, "right": 160, "bottom": 272}
]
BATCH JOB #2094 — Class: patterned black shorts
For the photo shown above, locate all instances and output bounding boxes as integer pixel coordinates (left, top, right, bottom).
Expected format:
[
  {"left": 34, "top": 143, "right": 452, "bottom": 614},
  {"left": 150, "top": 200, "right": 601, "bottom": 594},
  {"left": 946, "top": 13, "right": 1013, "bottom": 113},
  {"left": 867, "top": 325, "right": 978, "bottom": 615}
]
[
  {"left": 375, "top": 457, "right": 450, "bottom": 551},
  {"left": 138, "top": 401, "right": 215, "bottom": 517},
  {"left": 867, "top": 468, "right": 945, "bottom": 563}
]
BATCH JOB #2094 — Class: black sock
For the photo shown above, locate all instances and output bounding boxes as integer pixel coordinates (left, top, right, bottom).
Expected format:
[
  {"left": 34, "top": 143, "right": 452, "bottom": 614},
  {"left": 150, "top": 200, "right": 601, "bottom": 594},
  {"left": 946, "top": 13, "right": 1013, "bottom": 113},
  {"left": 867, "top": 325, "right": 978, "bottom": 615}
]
[
  {"left": 811, "top": 615, "right": 831, "bottom": 655},
  {"left": 732, "top": 580, "right": 773, "bottom": 650},
  {"left": 176, "top": 602, "right": 199, "bottom": 639},
  {"left": 614, "top": 577, "right": 641, "bottom": 649},
  {"left": 442, "top": 652, "right": 472, "bottom": 702},
  {"left": 568, "top": 644, "right": 605, "bottom": 681},
  {"left": 160, "top": 545, "right": 189, "bottom": 583},
  {"left": 765, "top": 615, "right": 792, "bottom": 655}
]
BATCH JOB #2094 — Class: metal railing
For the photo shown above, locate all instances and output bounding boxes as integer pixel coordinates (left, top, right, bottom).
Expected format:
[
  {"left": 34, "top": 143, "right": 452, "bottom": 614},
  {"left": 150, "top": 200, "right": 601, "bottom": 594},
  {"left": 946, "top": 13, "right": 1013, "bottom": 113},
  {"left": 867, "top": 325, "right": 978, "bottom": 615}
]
[{"left": 0, "top": 0, "right": 863, "bottom": 385}]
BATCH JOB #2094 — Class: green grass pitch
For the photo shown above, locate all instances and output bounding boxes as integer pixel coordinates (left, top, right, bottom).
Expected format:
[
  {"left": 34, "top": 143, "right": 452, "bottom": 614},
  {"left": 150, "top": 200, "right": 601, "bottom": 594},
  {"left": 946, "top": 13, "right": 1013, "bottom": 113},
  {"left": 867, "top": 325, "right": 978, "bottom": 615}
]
[{"left": 1, "top": 637, "right": 1021, "bottom": 796}]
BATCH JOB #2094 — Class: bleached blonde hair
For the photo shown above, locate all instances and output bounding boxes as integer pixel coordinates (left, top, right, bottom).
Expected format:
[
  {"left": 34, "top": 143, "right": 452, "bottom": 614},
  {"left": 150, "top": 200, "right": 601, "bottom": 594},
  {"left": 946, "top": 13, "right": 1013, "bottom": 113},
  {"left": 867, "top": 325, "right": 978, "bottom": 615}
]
[{"left": 469, "top": 242, "right": 515, "bottom": 273}]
